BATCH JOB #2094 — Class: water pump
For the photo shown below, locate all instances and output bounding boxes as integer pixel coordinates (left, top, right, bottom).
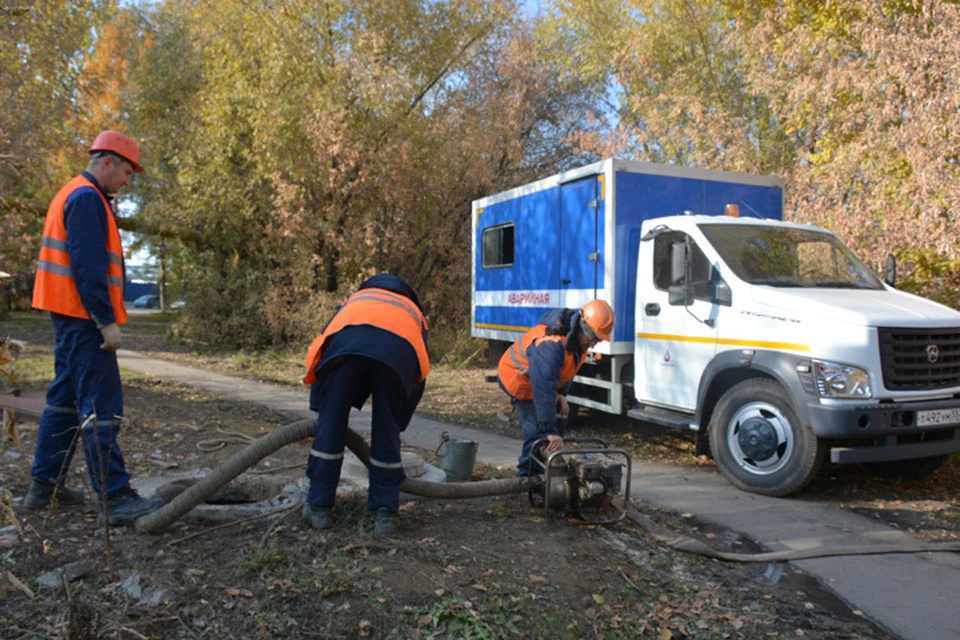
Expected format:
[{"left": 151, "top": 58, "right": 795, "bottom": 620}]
[{"left": 529, "top": 437, "right": 631, "bottom": 524}]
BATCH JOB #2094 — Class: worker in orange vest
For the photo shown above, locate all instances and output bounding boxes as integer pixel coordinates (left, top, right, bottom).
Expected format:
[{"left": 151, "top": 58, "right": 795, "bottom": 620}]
[
  {"left": 497, "top": 300, "right": 615, "bottom": 476},
  {"left": 302, "top": 274, "right": 429, "bottom": 537},
  {"left": 25, "top": 131, "right": 164, "bottom": 525}
]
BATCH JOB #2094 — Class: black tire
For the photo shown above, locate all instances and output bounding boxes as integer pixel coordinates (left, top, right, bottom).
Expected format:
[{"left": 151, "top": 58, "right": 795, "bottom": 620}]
[
  {"left": 864, "top": 454, "right": 950, "bottom": 480},
  {"left": 709, "top": 378, "right": 824, "bottom": 497}
]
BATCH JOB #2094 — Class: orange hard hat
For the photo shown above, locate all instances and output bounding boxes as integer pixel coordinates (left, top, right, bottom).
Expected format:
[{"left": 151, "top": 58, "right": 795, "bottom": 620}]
[
  {"left": 89, "top": 130, "right": 143, "bottom": 173},
  {"left": 579, "top": 299, "right": 615, "bottom": 342}
]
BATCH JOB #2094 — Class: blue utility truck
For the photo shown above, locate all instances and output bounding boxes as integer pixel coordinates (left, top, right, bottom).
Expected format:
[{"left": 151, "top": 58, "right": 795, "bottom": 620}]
[{"left": 472, "top": 158, "right": 960, "bottom": 496}]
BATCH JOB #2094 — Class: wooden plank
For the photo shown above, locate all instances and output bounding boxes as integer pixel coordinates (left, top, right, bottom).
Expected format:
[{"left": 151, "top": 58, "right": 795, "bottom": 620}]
[{"left": 0, "top": 391, "right": 46, "bottom": 419}]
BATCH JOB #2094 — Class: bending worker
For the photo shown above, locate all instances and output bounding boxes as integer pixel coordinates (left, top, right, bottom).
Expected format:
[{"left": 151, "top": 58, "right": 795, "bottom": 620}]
[
  {"left": 302, "top": 274, "right": 430, "bottom": 537},
  {"left": 497, "top": 300, "right": 615, "bottom": 477},
  {"left": 27, "top": 130, "right": 164, "bottom": 525}
]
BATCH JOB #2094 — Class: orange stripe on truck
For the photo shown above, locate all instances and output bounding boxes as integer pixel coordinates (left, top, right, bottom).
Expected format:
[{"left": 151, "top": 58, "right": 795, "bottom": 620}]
[{"left": 636, "top": 332, "right": 811, "bottom": 352}]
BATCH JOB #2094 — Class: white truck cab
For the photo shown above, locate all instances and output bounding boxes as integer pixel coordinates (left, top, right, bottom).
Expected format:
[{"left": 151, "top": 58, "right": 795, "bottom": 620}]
[{"left": 631, "top": 213, "right": 960, "bottom": 494}]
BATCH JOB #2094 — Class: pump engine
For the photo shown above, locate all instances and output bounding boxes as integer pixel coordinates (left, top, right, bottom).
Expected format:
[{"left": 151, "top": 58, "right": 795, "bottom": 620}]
[{"left": 530, "top": 437, "right": 631, "bottom": 524}]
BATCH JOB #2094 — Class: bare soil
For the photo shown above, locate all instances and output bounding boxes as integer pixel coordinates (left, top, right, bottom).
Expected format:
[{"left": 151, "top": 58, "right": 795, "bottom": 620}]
[{"left": 1, "top": 311, "right": 955, "bottom": 638}]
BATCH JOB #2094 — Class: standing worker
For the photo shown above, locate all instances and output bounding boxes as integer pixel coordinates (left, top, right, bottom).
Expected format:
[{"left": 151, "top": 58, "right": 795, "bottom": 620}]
[
  {"left": 302, "top": 274, "right": 430, "bottom": 537},
  {"left": 25, "top": 131, "right": 164, "bottom": 525},
  {"left": 497, "top": 300, "right": 615, "bottom": 476}
]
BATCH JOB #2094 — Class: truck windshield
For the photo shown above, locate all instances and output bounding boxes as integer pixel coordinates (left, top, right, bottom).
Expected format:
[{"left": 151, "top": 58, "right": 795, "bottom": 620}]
[{"left": 699, "top": 223, "right": 884, "bottom": 289}]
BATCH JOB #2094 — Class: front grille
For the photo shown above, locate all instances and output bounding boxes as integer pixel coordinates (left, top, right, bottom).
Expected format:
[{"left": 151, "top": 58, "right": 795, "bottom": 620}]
[{"left": 879, "top": 327, "right": 960, "bottom": 391}]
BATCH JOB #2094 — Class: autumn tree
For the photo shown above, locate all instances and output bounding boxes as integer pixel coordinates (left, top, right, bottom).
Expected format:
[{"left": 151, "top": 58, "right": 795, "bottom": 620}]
[
  {"left": 735, "top": 0, "right": 960, "bottom": 302},
  {"left": 537, "top": 0, "right": 789, "bottom": 173},
  {"left": 540, "top": 0, "right": 960, "bottom": 303},
  {"left": 0, "top": 1, "right": 114, "bottom": 302},
  {"left": 114, "top": 0, "right": 597, "bottom": 348}
]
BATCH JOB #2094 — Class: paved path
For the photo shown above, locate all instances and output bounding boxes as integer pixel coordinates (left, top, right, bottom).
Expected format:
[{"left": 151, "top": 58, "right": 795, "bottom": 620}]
[{"left": 118, "top": 350, "right": 960, "bottom": 640}]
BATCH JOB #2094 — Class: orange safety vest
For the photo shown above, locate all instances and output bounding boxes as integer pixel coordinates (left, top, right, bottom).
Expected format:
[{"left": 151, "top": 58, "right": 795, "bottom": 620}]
[
  {"left": 303, "top": 287, "right": 430, "bottom": 386},
  {"left": 32, "top": 175, "right": 128, "bottom": 325},
  {"left": 498, "top": 326, "right": 585, "bottom": 400}
]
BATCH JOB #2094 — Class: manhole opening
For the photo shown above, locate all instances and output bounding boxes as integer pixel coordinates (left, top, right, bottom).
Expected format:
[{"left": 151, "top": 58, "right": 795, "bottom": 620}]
[{"left": 156, "top": 474, "right": 289, "bottom": 505}]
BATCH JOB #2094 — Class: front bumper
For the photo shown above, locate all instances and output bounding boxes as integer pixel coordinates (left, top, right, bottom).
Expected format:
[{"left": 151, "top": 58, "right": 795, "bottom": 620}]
[{"left": 807, "top": 398, "right": 960, "bottom": 464}]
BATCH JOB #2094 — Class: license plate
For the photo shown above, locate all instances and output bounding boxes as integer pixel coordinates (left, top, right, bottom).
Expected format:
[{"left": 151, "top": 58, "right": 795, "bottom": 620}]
[{"left": 916, "top": 407, "right": 960, "bottom": 427}]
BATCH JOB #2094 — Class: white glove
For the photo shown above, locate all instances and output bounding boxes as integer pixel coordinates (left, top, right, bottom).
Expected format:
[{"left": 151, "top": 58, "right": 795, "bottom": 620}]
[{"left": 99, "top": 323, "right": 122, "bottom": 351}]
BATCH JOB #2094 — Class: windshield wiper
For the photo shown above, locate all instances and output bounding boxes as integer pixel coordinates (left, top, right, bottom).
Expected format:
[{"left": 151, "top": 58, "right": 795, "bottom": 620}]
[
  {"left": 812, "top": 281, "right": 864, "bottom": 289},
  {"left": 751, "top": 280, "right": 803, "bottom": 287}
]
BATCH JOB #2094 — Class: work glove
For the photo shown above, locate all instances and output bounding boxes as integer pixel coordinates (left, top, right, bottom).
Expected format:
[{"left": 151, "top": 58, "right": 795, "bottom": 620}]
[{"left": 99, "top": 323, "right": 122, "bottom": 351}]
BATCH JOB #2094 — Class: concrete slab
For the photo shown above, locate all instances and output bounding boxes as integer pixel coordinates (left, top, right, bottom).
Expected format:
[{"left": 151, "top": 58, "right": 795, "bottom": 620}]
[{"left": 117, "top": 350, "right": 960, "bottom": 640}]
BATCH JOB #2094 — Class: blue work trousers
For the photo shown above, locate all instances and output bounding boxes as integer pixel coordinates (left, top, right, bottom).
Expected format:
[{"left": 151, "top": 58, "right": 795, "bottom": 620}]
[
  {"left": 306, "top": 357, "right": 407, "bottom": 513},
  {"left": 31, "top": 314, "right": 130, "bottom": 497},
  {"left": 515, "top": 399, "right": 567, "bottom": 477}
]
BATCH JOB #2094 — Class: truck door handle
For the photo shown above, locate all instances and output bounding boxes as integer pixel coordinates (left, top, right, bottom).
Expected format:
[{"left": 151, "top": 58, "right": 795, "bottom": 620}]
[
  {"left": 645, "top": 303, "right": 660, "bottom": 316},
  {"left": 561, "top": 278, "right": 571, "bottom": 284}
]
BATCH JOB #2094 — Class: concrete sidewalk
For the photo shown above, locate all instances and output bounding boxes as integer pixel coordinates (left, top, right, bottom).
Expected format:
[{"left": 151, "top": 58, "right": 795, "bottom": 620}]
[{"left": 118, "top": 350, "right": 960, "bottom": 640}]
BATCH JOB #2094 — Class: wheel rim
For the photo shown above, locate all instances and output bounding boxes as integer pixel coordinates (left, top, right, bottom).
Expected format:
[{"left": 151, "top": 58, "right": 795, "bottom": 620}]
[{"left": 726, "top": 401, "right": 794, "bottom": 475}]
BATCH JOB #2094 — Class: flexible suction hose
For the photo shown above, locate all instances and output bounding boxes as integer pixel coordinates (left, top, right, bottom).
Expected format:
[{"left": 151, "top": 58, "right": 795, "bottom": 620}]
[
  {"left": 135, "top": 420, "right": 960, "bottom": 563},
  {"left": 136, "top": 419, "right": 541, "bottom": 534}
]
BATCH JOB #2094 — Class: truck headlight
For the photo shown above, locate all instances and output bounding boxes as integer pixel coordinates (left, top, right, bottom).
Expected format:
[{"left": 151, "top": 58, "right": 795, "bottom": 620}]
[{"left": 813, "top": 360, "right": 872, "bottom": 399}]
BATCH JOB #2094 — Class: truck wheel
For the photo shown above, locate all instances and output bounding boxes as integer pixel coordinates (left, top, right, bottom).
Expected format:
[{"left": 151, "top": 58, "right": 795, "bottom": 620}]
[{"left": 710, "top": 379, "right": 824, "bottom": 497}]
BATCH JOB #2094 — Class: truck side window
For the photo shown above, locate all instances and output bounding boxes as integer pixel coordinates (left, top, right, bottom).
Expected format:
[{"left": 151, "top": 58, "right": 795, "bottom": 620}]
[
  {"left": 653, "top": 231, "right": 711, "bottom": 293},
  {"left": 482, "top": 223, "right": 514, "bottom": 268}
]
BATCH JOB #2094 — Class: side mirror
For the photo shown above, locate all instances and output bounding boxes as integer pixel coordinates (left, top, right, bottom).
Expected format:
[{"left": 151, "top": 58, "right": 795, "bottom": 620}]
[
  {"left": 884, "top": 254, "right": 896, "bottom": 287},
  {"left": 670, "top": 242, "right": 687, "bottom": 285},
  {"left": 669, "top": 241, "right": 692, "bottom": 306},
  {"left": 668, "top": 284, "right": 694, "bottom": 306},
  {"left": 712, "top": 280, "right": 732, "bottom": 306}
]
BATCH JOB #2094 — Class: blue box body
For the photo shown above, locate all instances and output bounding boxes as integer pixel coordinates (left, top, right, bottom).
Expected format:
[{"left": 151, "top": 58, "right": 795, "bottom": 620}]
[{"left": 471, "top": 159, "right": 784, "bottom": 352}]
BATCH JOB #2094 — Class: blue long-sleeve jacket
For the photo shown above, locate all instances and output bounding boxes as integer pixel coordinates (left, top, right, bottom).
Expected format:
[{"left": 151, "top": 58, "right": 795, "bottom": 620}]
[
  {"left": 526, "top": 308, "right": 584, "bottom": 430},
  {"left": 62, "top": 171, "right": 123, "bottom": 327}
]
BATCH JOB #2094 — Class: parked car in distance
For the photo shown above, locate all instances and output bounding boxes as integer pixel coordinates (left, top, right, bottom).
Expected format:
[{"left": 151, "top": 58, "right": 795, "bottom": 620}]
[{"left": 133, "top": 294, "right": 160, "bottom": 309}]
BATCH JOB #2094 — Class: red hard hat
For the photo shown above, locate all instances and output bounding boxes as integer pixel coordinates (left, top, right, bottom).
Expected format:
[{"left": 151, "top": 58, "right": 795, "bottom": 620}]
[
  {"left": 88, "top": 130, "right": 143, "bottom": 173},
  {"left": 580, "top": 299, "right": 615, "bottom": 342}
]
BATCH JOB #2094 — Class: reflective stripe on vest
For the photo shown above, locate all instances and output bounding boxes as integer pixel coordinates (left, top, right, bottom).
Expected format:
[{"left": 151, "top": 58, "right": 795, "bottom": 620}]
[
  {"left": 32, "top": 175, "right": 128, "bottom": 324},
  {"left": 497, "top": 327, "right": 585, "bottom": 400},
  {"left": 303, "top": 288, "right": 430, "bottom": 385}
]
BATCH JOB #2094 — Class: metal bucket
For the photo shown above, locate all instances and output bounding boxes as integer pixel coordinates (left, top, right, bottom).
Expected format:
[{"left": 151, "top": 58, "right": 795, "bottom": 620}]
[{"left": 436, "top": 432, "right": 479, "bottom": 482}]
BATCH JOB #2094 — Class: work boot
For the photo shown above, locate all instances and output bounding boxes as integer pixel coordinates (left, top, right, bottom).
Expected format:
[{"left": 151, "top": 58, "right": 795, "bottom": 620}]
[
  {"left": 373, "top": 507, "right": 398, "bottom": 538},
  {"left": 98, "top": 485, "right": 165, "bottom": 526},
  {"left": 23, "top": 478, "right": 84, "bottom": 511},
  {"left": 302, "top": 503, "right": 333, "bottom": 530}
]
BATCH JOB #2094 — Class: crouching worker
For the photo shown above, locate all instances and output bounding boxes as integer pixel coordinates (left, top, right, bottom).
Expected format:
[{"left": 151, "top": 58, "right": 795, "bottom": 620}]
[
  {"left": 497, "top": 300, "right": 615, "bottom": 477},
  {"left": 302, "top": 274, "right": 430, "bottom": 537}
]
